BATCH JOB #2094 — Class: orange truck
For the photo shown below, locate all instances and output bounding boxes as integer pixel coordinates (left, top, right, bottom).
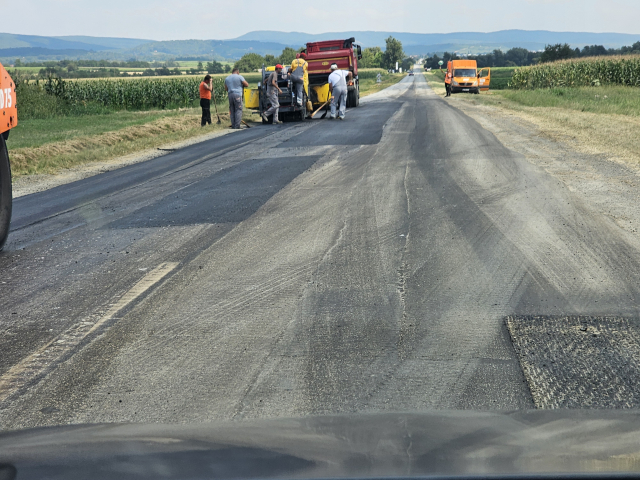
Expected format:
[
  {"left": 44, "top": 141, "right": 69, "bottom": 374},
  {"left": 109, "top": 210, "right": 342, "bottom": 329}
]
[
  {"left": 0, "top": 62, "right": 17, "bottom": 250},
  {"left": 445, "top": 60, "right": 490, "bottom": 94}
]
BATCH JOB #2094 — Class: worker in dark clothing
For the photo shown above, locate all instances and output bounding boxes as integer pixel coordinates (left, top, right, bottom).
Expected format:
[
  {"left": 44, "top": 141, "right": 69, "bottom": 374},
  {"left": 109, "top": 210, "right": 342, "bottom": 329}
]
[
  {"left": 199, "top": 75, "right": 213, "bottom": 126},
  {"left": 262, "top": 64, "right": 283, "bottom": 124},
  {"left": 224, "top": 68, "right": 249, "bottom": 129}
]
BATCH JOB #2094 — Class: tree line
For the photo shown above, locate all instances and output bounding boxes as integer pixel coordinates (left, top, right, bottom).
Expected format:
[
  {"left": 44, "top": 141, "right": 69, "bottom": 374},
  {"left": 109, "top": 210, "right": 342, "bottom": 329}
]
[
  {"left": 539, "top": 42, "right": 640, "bottom": 63},
  {"left": 9, "top": 59, "right": 232, "bottom": 79},
  {"left": 424, "top": 48, "right": 540, "bottom": 69},
  {"left": 353, "top": 37, "right": 413, "bottom": 71},
  {"left": 232, "top": 47, "right": 301, "bottom": 72},
  {"left": 232, "top": 37, "right": 413, "bottom": 73},
  {"left": 423, "top": 40, "right": 640, "bottom": 70},
  {"left": 14, "top": 59, "right": 155, "bottom": 69}
]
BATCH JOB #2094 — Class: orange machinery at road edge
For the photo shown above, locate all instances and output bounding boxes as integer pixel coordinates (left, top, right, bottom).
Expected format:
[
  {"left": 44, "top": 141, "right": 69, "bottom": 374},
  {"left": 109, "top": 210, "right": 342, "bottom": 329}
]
[{"left": 0, "top": 62, "right": 18, "bottom": 250}]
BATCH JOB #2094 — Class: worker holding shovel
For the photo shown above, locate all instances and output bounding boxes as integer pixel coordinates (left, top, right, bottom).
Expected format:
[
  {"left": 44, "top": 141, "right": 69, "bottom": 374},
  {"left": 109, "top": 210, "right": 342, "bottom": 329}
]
[
  {"left": 199, "top": 75, "right": 213, "bottom": 126},
  {"left": 328, "top": 64, "right": 351, "bottom": 120},
  {"left": 225, "top": 67, "right": 249, "bottom": 129}
]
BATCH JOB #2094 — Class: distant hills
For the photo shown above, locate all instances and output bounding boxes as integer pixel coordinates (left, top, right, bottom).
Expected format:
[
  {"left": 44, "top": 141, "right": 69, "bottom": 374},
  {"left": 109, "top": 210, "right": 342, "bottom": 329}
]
[
  {"left": 1, "top": 30, "right": 638, "bottom": 63},
  {"left": 0, "top": 33, "right": 151, "bottom": 52},
  {"left": 0, "top": 32, "right": 292, "bottom": 62},
  {"left": 234, "top": 30, "right": 640, "bottom": 53}
]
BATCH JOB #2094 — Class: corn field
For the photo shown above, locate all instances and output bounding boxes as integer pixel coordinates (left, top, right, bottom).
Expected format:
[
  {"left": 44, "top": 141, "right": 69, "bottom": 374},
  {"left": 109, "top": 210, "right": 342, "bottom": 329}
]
[
  {"left": 510, "top": 56, "right": 640, "bottom": 89},
  {"left": 41, "top": 76, "right": 228, "bottom": 110}
]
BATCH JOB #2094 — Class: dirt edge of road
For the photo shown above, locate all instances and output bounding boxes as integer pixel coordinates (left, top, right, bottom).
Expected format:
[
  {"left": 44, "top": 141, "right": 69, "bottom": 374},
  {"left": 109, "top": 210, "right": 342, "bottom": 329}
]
[{"left": 439, "top": 91, "right": 640, "bottom": 239}]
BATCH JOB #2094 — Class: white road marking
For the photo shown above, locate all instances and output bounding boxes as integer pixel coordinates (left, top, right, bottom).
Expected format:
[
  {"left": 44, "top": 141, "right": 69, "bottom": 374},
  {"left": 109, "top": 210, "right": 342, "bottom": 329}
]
[{"left": 0, "top": 262, "right": 179, "bottom": 403}]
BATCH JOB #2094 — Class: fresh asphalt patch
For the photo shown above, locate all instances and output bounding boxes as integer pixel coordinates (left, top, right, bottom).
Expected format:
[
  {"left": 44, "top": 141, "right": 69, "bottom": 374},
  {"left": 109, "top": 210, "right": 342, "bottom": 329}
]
[
  {"left": 277, "top": 101, "right": 402, "bottom": 147},
  {"left": 507, "top": 315, "right": 640, "bottom": 408},
  {"left": 10, "top": 128, "right": 275, "bottom": 231},
  {"left": 110, "top": 155, "right": 321, "bottom": 229}
]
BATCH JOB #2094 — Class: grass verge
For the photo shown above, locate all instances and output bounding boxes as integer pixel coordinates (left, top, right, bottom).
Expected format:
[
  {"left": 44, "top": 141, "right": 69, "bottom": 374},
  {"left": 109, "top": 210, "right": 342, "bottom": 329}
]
[
  {"left": 360, "top": 72, "right": 405, "bottom": 97},
  {"left": 7, "top": 102, "right": 252, "bottom": 177}
]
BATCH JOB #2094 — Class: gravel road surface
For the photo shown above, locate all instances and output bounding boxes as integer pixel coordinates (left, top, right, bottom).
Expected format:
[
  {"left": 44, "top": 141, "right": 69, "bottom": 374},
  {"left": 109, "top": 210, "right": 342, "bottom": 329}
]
[{"left": 3, "top": 73, "right": 640, "bottom": 429}]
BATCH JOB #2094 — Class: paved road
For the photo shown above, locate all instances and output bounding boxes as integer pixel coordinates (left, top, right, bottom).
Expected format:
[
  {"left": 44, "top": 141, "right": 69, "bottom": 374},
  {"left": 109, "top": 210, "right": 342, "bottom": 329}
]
[{"left": 3, "top": 73, "right": 640, "bottom": 429}]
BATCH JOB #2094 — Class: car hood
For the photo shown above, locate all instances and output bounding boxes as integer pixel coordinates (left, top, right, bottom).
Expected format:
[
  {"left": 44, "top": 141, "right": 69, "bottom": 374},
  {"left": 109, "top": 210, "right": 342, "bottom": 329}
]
[{"left": 1, "top": 410, "right": 640, "bottom": 480}]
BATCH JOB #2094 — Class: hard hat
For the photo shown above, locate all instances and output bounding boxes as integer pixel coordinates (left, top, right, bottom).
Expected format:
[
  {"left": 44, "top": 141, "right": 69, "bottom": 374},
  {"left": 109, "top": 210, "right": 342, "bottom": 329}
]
[
  {"left": 330, "top": 64, "right": 338, "bottom": 70},
  {"left": 275, "top": 64, "right": 283, "bottom": 69},
  {"left": 299, "top": 52, "right": 306, "bottom": 59}
]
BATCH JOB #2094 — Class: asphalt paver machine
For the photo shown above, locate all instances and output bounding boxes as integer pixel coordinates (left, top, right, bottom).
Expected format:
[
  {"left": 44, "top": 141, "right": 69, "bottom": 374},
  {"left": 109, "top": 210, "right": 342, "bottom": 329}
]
[{"left": 244, "top": 65, "right": 310, "bottom": 123}]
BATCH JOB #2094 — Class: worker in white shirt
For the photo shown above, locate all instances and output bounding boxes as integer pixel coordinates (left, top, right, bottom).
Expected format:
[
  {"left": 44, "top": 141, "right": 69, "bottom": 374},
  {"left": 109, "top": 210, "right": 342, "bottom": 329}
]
[{"left": 327, "top": 63, "right": 352, "bottom": 120}]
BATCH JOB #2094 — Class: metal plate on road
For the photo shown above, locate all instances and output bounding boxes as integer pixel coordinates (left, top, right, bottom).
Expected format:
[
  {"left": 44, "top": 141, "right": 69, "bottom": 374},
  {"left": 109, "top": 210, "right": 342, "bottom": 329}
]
[{"left": 507, "top": 315, "right": 640, "bottom": 408}]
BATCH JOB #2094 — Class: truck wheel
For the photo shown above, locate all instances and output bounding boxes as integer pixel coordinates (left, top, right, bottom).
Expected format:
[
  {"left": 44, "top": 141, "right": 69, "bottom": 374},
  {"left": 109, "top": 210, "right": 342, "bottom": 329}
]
[
  {"left": 300, "top": 94, "right": 307, "bottom": 121},
  {"left": 0, "top": 135, "right": 12, "bottom": 251},
  {"left": 347, "top": 89, "right": 356, "bottom": 108}
]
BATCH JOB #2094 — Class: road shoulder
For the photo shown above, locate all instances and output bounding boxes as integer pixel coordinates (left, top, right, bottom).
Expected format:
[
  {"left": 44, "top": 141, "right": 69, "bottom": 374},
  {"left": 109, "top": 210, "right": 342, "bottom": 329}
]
[{"left": 444, "top": 92, "right": 640, "bottom": 239}]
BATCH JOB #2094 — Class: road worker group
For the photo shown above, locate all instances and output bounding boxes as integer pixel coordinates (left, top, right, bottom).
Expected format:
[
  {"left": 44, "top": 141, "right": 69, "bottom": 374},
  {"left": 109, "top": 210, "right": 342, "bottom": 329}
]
[
  {"left": 257, "top": 59, "right": 352, "bottom": 123},
  {"left": 199, "top": 56, "right": 355, "bottom": 126}
]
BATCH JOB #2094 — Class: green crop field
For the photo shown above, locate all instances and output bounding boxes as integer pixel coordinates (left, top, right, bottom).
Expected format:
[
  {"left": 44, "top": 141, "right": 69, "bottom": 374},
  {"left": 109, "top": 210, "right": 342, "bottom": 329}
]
[
  {"left": 177, "top": 60, "right": 235, "bottom": 68},
  {"left": 490, "top": 67, "right": 515, "bottom": 90},
  {"left": 43, "top": 77, "right": 228, "bottom": 110},
  {"left": 510, "top": 55, "right": 640, "bottom": 89},
  {"left": 7, "top": 66, "right": 41, "bottom": 73}
]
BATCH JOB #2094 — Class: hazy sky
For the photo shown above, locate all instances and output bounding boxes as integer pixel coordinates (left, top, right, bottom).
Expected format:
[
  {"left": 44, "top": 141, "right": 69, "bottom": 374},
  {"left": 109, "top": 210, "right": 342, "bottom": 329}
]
[{"left": 7, "top": 0, "right": 640, "bottom": 40}]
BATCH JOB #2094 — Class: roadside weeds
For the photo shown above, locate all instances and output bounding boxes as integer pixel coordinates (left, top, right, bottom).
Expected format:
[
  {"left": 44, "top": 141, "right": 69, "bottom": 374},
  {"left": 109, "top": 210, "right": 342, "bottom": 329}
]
[{"left": 360, "top": 73, "right": 405, "bottom": 97}]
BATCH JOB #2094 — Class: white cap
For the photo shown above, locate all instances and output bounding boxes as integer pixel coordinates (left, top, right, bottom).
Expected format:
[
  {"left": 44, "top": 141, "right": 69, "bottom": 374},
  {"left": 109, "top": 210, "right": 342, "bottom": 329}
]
[{"left": 330, "top": 64, "right": 338, "bottom": 70}]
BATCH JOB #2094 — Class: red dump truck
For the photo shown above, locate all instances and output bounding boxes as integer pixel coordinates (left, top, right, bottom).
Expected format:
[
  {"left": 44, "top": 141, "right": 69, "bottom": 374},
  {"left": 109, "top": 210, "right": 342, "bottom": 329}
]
[{"left": 304, "top": 37, "right": 362, "bottom": 109}]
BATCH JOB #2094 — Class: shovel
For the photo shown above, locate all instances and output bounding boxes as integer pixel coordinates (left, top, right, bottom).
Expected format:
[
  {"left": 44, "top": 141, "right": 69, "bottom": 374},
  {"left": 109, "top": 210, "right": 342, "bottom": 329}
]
[
  {"left": 241, "top": 120, "right": 251, "bottom": 128},
  {"left": 310, "top": 99, "right": 331, "bottom": 119},
  {"left": 210, "top": 81, "right": 222, "bottom": 124}
]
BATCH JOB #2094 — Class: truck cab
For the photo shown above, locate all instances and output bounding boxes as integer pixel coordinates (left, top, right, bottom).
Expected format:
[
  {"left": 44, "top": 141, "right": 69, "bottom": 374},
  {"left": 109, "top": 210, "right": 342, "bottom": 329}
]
[{"left": 446, "top": 60, "right": 491, "bottom": 94}]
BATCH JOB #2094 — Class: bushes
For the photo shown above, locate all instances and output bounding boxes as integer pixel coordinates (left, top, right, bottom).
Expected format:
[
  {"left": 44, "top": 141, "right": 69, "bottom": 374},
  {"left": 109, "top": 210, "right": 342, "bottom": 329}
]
[
  {"left": 16, "top": 82, "right": 69, "bottom": 119},
  {"left": 510, "top": 56, "right": 640, "bottom": 89}
]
